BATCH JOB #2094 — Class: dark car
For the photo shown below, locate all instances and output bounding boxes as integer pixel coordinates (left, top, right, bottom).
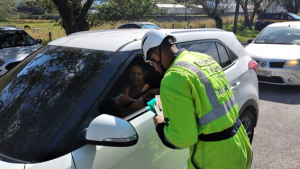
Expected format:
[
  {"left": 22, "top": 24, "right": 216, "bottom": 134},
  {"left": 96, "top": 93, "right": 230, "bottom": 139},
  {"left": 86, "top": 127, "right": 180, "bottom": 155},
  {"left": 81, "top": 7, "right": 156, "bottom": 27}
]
[
  {"left": 117, "top": 22, "right": 161, "bottom": 29},
  {"left": 255, "top": 12, "right": 300, "bottom": 31}
]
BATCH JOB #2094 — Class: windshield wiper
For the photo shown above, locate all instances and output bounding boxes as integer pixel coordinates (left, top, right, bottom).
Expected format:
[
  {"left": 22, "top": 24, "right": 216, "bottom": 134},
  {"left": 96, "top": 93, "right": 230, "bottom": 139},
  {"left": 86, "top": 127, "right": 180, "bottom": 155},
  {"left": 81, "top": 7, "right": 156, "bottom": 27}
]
[
  {"left": 272, "top": 43, "right": 300, "bottom": 45},
  {"left": 254, "top": 42, "right": 299, "bottom": 45}
]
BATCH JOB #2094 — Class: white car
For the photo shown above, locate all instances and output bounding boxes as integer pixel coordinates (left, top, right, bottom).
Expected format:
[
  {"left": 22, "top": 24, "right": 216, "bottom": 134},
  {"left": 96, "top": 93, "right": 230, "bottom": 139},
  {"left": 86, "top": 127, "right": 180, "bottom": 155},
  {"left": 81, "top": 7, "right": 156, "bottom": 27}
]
[
  {"left": 0, "top": 26, "right": 41, "bottom": 76},
  {"left": 246, "top": 21, "right": 300, "bottom": 85},
  {"left": 0, "top": 29, "right": 259, "bottom": 169}
]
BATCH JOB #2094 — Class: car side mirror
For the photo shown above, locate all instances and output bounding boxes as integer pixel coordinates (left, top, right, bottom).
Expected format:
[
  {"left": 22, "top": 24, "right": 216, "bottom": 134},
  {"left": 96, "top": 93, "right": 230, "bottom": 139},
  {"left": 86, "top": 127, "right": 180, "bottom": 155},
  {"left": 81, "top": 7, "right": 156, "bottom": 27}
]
[
  {"left": 85, "top": 114, "right": 138, "bottom": 147},
  {"left": 36, "top": 39, "right": 43, "bottom": 44},
  {"left": 247, "top": 38, "right": 253, "bottom": 44}
]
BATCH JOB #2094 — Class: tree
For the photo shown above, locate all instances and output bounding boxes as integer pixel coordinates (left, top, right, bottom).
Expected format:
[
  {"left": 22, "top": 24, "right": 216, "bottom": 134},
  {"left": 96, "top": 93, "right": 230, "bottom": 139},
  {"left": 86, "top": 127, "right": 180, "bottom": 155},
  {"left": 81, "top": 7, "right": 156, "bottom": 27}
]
[
  {"left": 192, "top": 0, "right": 223, "bottom": 29},
  {"left": 279, "top": 0, "right": 300, "bottom": 14},
  {"left": 26, "top": 0, "right": 96, "bottom": 35},
  {"left": 176, "top": 0, "right": 191, "bottom": 21},
  {"left": 257, "top": 0, "right": 276, "bottom": 14},
  {"left": 233, "top": 0, "right": 240, "bottom": 34},
  {"left": 96, "top": 0, "right": 156, "bottom": 22},
  {"left": 240, "top": 0, "right": 264, "bottom": 28}
]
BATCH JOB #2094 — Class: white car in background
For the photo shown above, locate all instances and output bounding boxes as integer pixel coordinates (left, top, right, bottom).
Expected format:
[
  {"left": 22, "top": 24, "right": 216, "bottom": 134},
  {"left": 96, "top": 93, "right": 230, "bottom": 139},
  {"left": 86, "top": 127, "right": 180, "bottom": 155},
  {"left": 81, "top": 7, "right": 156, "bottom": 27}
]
[
  {"left": 246, "top": 21, "right": 300, "bottom": 85},
  {"left": 0, "top": 26, "right": 42, "bottom": 76},
  {"left": 0, "top": 29, "right": 259, "bottom": 169}
]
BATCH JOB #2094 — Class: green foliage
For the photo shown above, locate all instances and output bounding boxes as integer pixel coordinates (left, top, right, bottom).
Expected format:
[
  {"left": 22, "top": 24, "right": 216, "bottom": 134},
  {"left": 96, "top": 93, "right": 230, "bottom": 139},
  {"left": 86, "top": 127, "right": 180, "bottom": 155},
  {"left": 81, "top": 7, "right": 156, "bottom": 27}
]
[
  {"left": 156, "top": 0, "right": 176, "bottom": 3},
  {"left": 147, "top": 18, "right": 158, "bottom": 24},
  {"left": 0, "top": 0, "right": 19, "bottom": 20},
  {"left": 224, "top": 23, "right": 260, "bottom": 42},
  {"left": 97, "top": 0, "right": 157, "bottom": 22},
  {"left": 25, "top": 0, "right": 56, "bottom": 12}
]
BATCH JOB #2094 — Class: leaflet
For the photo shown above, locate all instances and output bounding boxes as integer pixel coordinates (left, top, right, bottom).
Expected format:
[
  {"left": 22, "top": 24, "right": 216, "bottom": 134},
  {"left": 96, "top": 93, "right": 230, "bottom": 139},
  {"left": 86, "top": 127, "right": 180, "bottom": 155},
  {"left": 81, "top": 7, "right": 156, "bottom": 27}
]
[{"left": 154, "top": 95, "right": 163, "bottom": 116}]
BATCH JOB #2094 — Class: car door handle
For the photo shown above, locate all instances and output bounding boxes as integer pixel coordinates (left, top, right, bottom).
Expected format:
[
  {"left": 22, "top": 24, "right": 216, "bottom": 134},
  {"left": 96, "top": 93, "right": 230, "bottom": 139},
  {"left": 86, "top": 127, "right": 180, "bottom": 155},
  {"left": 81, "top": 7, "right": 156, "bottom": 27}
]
[{"left": 231, "top": 82, "right": 241, "bottom": 90}]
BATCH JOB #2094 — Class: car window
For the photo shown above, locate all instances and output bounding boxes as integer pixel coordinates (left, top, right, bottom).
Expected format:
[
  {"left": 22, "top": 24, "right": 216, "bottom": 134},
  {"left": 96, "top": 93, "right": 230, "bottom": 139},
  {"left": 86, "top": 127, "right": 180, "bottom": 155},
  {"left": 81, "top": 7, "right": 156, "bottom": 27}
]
[
  {"left": 216, "top": 43, "right": 231, "bottom": 68},
  {"left": 98, "top": 53, "right": 161, "bottom": 118},
  {"left": 289, "top": 13, "right": 300, "bottom": 20},
  {"left": 288, "top": 15, "right": 294, "bottom": 20},
  {"left": 258, "top": 14, "right": 268, "bottom": 19},
  {"left": 0, "top": 45, "right": 116, "bottom": 163},
  {"left": 118, "top": 25, "right": 126, "bottom": 29},
  {"left": 181, "top": 42, "right": 220, "bottom": 65},
  {"left": 125, "top": 24, "right": 139, "bottom": 28},
  {"left": 140, "top": 24, "right": 160, "bottom": 29},
  {"left": 282, "top": 14, "right": 288, "bottom": 20},
  {"left": 254, "top": 27, "right": 300, "bottom": 44},
  {"left": 0, "top": 30, "right": 37, "bottom": 49},
  {"left": 270, "top": 14, "right": 280, "bottom": 20}
]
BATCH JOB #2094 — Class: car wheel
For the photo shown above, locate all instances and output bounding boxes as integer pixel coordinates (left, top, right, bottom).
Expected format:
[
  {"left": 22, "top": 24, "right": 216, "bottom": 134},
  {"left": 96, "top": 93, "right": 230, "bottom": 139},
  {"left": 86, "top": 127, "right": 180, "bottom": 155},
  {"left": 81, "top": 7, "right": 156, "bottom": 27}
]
[{"left": 240, "top": 109, "right": 255, "bottom": 144}]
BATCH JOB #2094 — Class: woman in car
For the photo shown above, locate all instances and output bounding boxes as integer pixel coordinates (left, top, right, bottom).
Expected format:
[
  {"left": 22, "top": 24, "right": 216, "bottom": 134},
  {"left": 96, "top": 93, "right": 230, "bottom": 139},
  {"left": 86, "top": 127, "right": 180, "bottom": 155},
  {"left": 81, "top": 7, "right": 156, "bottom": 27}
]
[{"left": 113, "top": 60, "right": 150, "bottom": 110}]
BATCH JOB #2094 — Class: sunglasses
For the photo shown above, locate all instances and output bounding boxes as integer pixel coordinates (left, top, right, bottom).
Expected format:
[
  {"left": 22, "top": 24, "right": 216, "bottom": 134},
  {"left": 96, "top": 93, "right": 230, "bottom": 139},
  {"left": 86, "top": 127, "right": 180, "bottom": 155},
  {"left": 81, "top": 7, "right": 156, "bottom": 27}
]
[
  {"left": 148, "top": 60, "right": 153, "bottom": 66},
  {"left": 148, "top": 55, "right": 156, "bottom": 67}
]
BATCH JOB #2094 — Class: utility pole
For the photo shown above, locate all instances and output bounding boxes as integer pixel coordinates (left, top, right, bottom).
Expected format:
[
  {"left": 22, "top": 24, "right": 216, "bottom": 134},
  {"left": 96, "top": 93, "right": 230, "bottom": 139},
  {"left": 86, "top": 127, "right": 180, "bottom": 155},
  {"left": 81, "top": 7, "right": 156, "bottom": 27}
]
[
  {"left": 233, "top": 0, "right": 240, "bottom": 34},
  {"left": 185, "top": 0, "right": 188, "bottom": 21}
]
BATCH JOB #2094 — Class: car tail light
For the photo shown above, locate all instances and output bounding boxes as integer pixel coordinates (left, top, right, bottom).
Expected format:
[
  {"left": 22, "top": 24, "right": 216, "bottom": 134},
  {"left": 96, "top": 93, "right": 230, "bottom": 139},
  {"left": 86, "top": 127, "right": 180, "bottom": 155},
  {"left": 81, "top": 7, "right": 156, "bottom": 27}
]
[
  {"left": 249, "top": 60, "right": 258, "bottom": 73},
  {"left": 256, "top": 19, "right": 260, "bottom": 22}
]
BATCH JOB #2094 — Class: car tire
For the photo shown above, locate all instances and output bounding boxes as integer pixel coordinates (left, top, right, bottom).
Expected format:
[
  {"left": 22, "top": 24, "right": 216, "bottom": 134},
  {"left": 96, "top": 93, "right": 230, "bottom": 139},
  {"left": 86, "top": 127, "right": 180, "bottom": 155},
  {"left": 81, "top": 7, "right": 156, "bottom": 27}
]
[{"left": 239, "top": 109, "right": 255, "bottom": 144}]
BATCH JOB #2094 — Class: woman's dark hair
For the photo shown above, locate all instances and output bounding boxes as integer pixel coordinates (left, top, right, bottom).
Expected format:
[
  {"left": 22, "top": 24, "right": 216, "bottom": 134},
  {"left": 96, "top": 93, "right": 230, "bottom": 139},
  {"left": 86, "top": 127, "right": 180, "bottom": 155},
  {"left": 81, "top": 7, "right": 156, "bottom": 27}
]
[{"left": 128, "top": 58, "right": 147, "bottom": 74}]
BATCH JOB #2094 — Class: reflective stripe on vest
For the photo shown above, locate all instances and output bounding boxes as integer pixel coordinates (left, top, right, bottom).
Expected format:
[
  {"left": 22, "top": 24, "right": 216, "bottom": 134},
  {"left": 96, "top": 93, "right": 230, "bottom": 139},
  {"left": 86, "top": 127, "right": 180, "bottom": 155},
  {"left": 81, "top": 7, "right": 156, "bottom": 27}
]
[{"left": 173, "top": 61, "right": 236, "bottom": 126}]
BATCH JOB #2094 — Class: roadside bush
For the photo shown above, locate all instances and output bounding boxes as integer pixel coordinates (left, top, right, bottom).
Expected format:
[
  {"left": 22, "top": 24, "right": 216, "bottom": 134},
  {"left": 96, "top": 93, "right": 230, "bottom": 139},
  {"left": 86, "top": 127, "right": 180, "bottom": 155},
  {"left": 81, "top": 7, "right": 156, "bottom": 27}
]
[
  {"left": 0, "top": 17, "right": 8, "bottom": 22},
  {"left": 147, "top": 18, "right": 158, "bottom": 24}
]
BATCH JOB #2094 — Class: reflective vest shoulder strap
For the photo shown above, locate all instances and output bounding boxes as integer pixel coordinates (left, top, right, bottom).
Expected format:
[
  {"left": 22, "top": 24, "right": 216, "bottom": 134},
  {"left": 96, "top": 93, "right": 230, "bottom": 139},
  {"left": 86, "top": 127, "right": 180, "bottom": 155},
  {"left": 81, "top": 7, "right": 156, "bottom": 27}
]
[{"left": 173, "top": 61, "right": 236, "bottom": 127}]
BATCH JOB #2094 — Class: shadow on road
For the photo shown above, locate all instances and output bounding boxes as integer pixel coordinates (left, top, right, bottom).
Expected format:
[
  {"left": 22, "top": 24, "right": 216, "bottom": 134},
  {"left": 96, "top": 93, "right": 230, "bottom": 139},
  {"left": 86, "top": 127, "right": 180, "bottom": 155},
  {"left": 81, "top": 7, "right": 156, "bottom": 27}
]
[{"left": 259, "top": 83, "right": 300, "bottom": 104}]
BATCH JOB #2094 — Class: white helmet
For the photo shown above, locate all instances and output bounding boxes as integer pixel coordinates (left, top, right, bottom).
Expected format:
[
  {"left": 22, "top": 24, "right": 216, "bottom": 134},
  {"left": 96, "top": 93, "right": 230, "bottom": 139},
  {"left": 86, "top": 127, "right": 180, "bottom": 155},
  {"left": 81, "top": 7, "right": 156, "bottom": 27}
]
[{"left": 141, "top": 29, "right": 177, "bottom": 63}]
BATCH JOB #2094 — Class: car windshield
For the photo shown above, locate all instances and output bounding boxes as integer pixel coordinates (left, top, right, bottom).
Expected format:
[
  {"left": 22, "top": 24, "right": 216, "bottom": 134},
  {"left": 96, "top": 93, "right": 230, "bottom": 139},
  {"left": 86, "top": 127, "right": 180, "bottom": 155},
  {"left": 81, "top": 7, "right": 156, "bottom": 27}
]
[
  {"left": 139, "top": 24, "right": 160, "bottom": 29},
  {"left": 0, "top": 30, "right": 37, "bottom": 49},
  {"left": 254, "top": 27, "right": 300, "bottom": 45},
  {"left": 290, "top": 13, "right": 300, "bottom": 20},
  {"left": 0, "top": 45, "right": 115, "bottom": 162}
]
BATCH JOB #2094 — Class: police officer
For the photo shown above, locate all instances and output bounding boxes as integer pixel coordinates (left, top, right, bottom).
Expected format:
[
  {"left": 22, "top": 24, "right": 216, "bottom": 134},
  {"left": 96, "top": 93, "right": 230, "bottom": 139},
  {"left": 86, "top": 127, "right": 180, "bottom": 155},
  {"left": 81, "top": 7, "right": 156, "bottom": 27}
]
[{"left": 141, "top": 29, "right": 252, "bottom": 169}]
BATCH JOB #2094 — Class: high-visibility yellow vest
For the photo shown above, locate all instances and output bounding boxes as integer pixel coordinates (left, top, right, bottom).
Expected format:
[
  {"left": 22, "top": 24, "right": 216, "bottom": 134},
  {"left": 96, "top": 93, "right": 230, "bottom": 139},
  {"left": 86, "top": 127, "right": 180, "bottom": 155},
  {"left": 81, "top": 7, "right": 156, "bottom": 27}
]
[{"left": 160, "top": 50, "right": 252, "bottom": 169}]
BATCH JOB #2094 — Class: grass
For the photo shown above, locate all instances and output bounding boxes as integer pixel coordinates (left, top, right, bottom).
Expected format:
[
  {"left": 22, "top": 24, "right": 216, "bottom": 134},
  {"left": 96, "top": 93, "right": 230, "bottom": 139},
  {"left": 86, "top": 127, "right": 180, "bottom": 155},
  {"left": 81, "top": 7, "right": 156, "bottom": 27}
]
[
  {"left": 0, "top": 15, "right": 260, "bottom": 44},
  {"left": 0, "top": 19, "right": 66, "bottom": 45},
  {"left": 223, "top": 22, "right": 260, "bottom": 42}
]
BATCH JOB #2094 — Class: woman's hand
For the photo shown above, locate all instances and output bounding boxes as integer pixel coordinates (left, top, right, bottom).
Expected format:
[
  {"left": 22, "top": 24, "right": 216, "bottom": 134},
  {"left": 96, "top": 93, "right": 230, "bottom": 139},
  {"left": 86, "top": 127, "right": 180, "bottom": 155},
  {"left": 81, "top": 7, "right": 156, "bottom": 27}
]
[
  {"left": 143, "top": 88, "right": 160, "bottom": 102},
  {"left": 119, "top": 94, "right": 133, "bottom": 104}
]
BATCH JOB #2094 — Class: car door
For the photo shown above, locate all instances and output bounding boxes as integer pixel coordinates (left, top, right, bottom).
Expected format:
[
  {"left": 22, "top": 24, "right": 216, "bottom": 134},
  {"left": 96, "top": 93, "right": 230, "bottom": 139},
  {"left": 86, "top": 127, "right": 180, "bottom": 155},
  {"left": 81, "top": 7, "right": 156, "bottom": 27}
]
[
  {"left": 72, "top": 51, "right": 189, "bottom": 169},
  {"left": 177, "top": 40, "right": 244, "bottom": 109},
  {"left": 0, "top": 161, "right": 25, "bottom": 169},
  {"left": 25, "top": 154, "right": 75, "bottom": 169}
]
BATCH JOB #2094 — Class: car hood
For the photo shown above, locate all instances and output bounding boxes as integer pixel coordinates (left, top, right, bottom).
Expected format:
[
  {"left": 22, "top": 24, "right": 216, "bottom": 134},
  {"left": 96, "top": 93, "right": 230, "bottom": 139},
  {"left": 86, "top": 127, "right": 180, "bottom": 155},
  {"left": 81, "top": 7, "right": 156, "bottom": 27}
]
[
  {"left": 245, "top": 44, "right": 300, "bottom": 60},
  {"left": 0, "top": 44, "right": 41, "bottom": 62}
]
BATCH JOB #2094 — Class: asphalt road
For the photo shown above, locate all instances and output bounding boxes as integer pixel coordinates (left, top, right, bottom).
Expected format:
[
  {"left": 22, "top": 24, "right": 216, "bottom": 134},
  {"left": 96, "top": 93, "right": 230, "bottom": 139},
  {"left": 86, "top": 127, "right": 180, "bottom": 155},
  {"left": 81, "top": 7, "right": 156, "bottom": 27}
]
[{"left": 251, "top": 83, "right": 300, "bottom": 169}]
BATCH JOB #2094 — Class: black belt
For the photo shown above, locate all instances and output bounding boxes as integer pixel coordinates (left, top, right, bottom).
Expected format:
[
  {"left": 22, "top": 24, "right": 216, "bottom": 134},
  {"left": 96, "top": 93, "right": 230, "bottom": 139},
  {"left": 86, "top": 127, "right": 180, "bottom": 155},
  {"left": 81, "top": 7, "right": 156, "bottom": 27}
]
[{"left": 198, "top": 118, "right": 242, "bottom": 142}]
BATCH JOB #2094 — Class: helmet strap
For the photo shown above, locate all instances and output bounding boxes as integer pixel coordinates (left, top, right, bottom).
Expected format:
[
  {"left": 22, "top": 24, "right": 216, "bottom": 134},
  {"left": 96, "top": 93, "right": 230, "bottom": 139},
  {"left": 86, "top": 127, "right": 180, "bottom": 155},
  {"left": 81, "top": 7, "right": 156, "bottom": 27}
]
[{"left": 158, "top": 45, "right": 166, "bottom": 73}]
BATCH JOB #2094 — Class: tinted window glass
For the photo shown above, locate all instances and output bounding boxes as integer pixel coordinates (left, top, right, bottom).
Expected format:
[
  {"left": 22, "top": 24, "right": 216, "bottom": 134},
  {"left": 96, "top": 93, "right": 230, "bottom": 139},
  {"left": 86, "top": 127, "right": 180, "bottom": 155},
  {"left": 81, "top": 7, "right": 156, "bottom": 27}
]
[
  {"left": 0, "top": 30, "right": 37, "bottom": 48},
  {"left": 271, "top": 14, "right": 280, "bottom": 20},
  {"left": 0, "top": 45, "right": 115, "bottom": 162},
  {"left": 258, "top": 14, "right": 268, "bottom": 19},
  {"left": 99, "top": 55, "right": 161, "bottom": 118},
  {"left": 216, "top": 43, "right": 231, "bottom": 68},
  {"left": 282, "top": 14, "right": 288, "bottom": 20},
  {"left": 182, "top": 42, "right": 220, "bottom": 64},
  {"left": 118, "top": 25, "right": 126, "bottom": 28}
]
